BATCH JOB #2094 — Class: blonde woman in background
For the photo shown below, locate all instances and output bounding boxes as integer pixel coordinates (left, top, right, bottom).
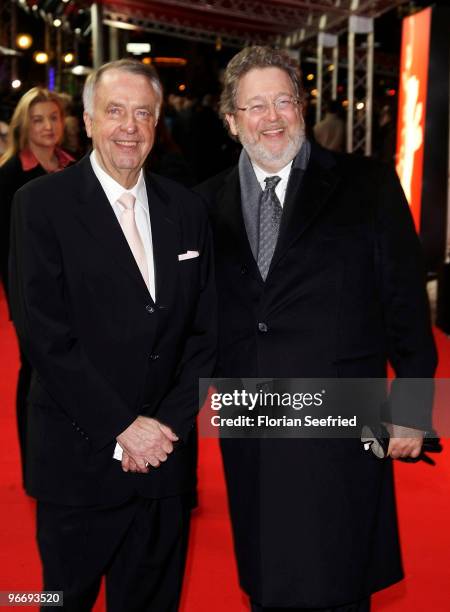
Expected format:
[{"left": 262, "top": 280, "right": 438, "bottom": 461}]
[{"left": 0, "top": 87, "right": 73, "bottom": 485}]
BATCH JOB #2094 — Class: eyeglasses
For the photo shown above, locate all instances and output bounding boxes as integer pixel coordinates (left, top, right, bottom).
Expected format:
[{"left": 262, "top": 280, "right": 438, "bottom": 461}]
[{"left": 236, "top": 96, "right": 300, "bottom": 117}]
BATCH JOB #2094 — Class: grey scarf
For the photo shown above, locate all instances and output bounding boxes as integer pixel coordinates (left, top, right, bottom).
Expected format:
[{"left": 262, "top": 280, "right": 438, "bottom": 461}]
[{"left": 238, "top": 140, "right": 311, "bottom": 259}]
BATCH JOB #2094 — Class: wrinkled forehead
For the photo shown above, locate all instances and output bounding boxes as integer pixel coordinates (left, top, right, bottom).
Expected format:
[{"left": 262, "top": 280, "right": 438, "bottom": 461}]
[
  {"left": 95, "top": 69, "right": 158, "bottom": 103},
  {"left": 236, "top": 67, "right": 296, "bottom": 102}
]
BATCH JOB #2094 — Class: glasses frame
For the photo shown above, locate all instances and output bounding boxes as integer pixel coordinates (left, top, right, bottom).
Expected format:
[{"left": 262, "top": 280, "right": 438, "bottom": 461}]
[{"left": 236, "top": 95, "right": 301, "bottom": 116}]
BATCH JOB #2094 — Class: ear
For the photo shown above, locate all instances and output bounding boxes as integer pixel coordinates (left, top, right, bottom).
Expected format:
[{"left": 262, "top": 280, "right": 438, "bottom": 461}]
[
  {"left": 225, "top": 113, "right": 238, "bottom": 137},
  {"left": 83, "top": 111, "right": 93, "bottom": 138}
]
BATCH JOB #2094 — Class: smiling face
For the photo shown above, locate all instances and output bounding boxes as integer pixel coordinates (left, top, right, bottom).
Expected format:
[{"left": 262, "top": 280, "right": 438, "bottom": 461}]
[
  {"left": 83, "top": 69, "right": 158, "bottom": 188},
  {"left": 28, "top": 101, "right": 63, "bottom": 152},
  {"left": 226, "top": 67, "right": 305, "bottom": 173}
]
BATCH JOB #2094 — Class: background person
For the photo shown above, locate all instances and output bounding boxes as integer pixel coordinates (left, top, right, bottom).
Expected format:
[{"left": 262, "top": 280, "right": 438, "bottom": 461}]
[
  {"left": 0, "top": 87, "right": 73, "bottom": 484},
  {"left": 313, "top": 98, "right": 345, "bottom": 152},
  {"left": 0, "top": 120, "right": 9, "bottom": 156}
]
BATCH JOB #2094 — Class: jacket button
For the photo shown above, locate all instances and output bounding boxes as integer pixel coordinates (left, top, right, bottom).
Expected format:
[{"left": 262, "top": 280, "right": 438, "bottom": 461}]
[
  {"left": 149, "top": 353, "right": 160, "bottom": 360},
  {"left": 145, "top": 305, "right": 155, "bottom": 314},
  {"left": 258, "top": 322, "right": 268, "bottom": 333},
  {"left": 240, "top": 265, "right": 248, "bottom": 275}
]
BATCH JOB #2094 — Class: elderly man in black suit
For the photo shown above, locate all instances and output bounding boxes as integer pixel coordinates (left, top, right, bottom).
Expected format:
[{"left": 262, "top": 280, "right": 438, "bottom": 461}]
[
  {"left": 197, "top": 46, "right": 436, "bottom": 612},
  {"left": 9, "top": 59, "right": 216, "bottom": 611}
]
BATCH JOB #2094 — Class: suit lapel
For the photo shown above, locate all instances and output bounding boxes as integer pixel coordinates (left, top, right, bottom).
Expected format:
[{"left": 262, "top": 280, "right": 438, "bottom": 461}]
[
  {"left": 214, "top": 167, "right": 263, "bottom": 284},
  {"left": 73, "top": 156, "right": 151, "bottom": 299},
  {"left": 270, "top": 145, "right": 340, "bottom": 272},
  {"left": 145, "top": 173, "right": 179, "bottom": 307}
]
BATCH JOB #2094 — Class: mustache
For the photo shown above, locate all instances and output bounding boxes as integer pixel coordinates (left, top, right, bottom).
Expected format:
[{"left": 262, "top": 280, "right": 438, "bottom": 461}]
[{"left": 259, "top": 121, "right": 286, "bottom": 131}]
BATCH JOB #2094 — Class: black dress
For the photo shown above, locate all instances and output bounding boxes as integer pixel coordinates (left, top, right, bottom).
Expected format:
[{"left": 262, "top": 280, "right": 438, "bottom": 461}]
[
  {"left": 0, "top": 155, "right": 47, "bottom": 296},
  {"left": 0, "top": 152, "right": 73, "bottom": 485}
]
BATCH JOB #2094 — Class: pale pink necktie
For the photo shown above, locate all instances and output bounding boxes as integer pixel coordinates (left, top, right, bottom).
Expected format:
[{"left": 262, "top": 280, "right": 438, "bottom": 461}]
[{"left": 117, "top": 192, "right": 149, "bottom": 289}]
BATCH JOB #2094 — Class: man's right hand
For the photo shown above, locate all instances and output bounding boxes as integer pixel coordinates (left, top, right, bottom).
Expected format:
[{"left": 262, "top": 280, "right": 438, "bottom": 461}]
[{"left": 116, "top": 416, "right": 179, "bottom": 473}]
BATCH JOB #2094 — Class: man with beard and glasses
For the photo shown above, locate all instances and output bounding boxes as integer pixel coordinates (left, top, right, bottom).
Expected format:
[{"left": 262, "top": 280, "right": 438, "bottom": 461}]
[{"left": 196, "top": 46, "right": 436, "bottom": 612}]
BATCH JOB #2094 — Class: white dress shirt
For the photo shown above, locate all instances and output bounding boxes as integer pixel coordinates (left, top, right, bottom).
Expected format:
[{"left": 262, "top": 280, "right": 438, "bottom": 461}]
[
  {"left": 252, "top": 160, "right": 293, "bottom": 207},
  {"left": 89, "top": 151, "right": 156, "bottom": 301}
]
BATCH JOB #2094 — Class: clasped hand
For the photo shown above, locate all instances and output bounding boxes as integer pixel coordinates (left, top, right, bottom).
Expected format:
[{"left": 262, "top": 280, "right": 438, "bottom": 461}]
[{"left": 116, "top": 415, "right": 179, "bottom": 473}]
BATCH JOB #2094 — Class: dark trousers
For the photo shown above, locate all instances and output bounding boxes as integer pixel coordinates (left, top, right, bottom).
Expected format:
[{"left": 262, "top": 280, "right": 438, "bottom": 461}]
[
  {"left": 250, "top": 598, "right": 370, "bottom": 612},
  {"left": 37, "top": 495, "right": 191, "bottom": 612}
]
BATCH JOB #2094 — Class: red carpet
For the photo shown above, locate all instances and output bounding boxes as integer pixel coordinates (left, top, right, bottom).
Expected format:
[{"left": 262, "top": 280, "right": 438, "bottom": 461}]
[{"left": 0, "top": 286, "right": 449, "bottom": 611}]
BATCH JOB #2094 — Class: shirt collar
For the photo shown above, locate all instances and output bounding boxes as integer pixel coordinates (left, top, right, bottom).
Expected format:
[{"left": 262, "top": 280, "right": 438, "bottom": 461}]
[
  {"left": 252, "top": 159, "right": 293, "bottom": 187},
  {"left": 20, "top": 147, "right": 74, "bottom": 172},
  {"left": 90, "top": 149, "right": 147, "bottom": 212}
]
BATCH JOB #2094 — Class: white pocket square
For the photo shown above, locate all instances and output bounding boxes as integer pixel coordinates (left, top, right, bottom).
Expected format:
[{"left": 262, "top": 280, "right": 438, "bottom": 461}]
[
  {"left": 113, "top": 442, "right": 123, "bottom": 461},
  {"left": 178, "top": 250, "right": 199, "bottom": 261}
]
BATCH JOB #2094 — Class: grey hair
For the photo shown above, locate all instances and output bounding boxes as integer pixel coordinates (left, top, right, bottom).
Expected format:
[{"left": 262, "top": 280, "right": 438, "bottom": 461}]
[
  {"left": 82, "top": 59, "right": 163, "bottom": 119},
  {"left": 219, "top": 45, "right": 304, "bottom": 125}
]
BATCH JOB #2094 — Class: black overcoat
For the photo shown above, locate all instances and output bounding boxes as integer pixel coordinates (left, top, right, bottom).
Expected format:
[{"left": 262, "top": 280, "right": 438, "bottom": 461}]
[
  {"left": 196, "top": 143, "right": 437, "bottom": 608},
  {"left": 8, "top": 155, "right": 217, "bottom": 506}
]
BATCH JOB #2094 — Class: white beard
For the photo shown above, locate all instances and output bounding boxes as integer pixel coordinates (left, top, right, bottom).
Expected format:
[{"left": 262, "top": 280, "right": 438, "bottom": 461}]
[{"left": 238, "top": 121, "right": 305, "bottom": 171}]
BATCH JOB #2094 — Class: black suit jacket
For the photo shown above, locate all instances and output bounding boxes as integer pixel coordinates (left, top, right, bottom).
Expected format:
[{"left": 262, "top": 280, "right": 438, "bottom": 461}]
[
  {"left": 9, "top": 155, "right": 216, "bottom": 506},
  {"left": 196, "top": 143, "right": 437, "bottom": 607}
]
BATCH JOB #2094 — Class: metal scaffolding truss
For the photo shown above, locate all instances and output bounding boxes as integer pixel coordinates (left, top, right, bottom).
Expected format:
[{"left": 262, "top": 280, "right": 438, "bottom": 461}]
[
  {"left": 346, "top": 16, "right": 374, "bottom": 155},
  {"left": 315, "top": 32, "right": 339, "bottom": 124},
  {"left": 103, "top": 5, "right": 267, "bottom": 48},
  {"left": 0, "top": 0, "right": 19, "bottom": 91},
  {"left": 101, "top": 0, "right": 408, "bottom": 48},
  {"left": 122, "top": 0, "right": 310, "bottom": 29},
  {"left": 275, "top": 0, "right": 407, "bottom": 47},
  {"left": 0, "top": 1, "right": 12, "bottom": 53}
]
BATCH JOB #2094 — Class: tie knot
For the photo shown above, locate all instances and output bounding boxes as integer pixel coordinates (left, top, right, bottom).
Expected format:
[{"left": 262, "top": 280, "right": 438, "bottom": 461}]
[
  {"left": 264, "top": 176, "right": 281, "bottom": 191},
  {"left": 118, "top": 192, "right": 136, "bottom": 210}
]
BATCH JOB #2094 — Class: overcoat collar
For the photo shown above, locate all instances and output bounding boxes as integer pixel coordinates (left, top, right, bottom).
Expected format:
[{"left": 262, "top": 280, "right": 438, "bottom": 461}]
[
  {"left": 214, "top": 143, "right": 341, "bottom": 282},
  {"left": 215, "top": 164, "right": 262, "bottom": 283},
  {"left": 73, "top": 155, "right": 179, "bottom": 306},
  {"left": 270, "top": 143, "right": 340, "bottom": 270}
]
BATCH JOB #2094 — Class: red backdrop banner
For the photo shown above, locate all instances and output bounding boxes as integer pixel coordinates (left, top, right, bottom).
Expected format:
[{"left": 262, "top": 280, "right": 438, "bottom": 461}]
[{"left": 396, "top": 7, "right": 432, "bottom": 231}]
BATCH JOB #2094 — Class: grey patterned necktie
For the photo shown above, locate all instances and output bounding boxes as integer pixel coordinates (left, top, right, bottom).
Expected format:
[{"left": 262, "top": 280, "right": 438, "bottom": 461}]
[{"left": 257, "top": 175, "right": 282, "bottom": 280}]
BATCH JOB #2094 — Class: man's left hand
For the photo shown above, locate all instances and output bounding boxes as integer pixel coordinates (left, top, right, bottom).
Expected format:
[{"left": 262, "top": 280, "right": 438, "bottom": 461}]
[{"left": 386, "top": 423, "right": 424, "bottom": 459}]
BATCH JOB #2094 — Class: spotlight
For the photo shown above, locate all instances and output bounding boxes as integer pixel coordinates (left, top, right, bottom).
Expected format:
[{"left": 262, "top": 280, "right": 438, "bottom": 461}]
[
  {"left": 16, "top": 34, "right": 33, "bottom": 50},
  {"left": 71, "top": 65, "right": 92, "bottom": 76},
  {"left": 126, "top": 43, "right": 151, "bottom": 55},
  {"left": 53, "top": 18, "right": 62, "bottom": 27},
  {"left": 63, "top": 52, "right": 74, "bottom": 64},
  {"left": 34, "top": 51, "right": 49, "bottom": 64},
  {"left": 12, "top": 79, "right": 22, "bottom": 89}
]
